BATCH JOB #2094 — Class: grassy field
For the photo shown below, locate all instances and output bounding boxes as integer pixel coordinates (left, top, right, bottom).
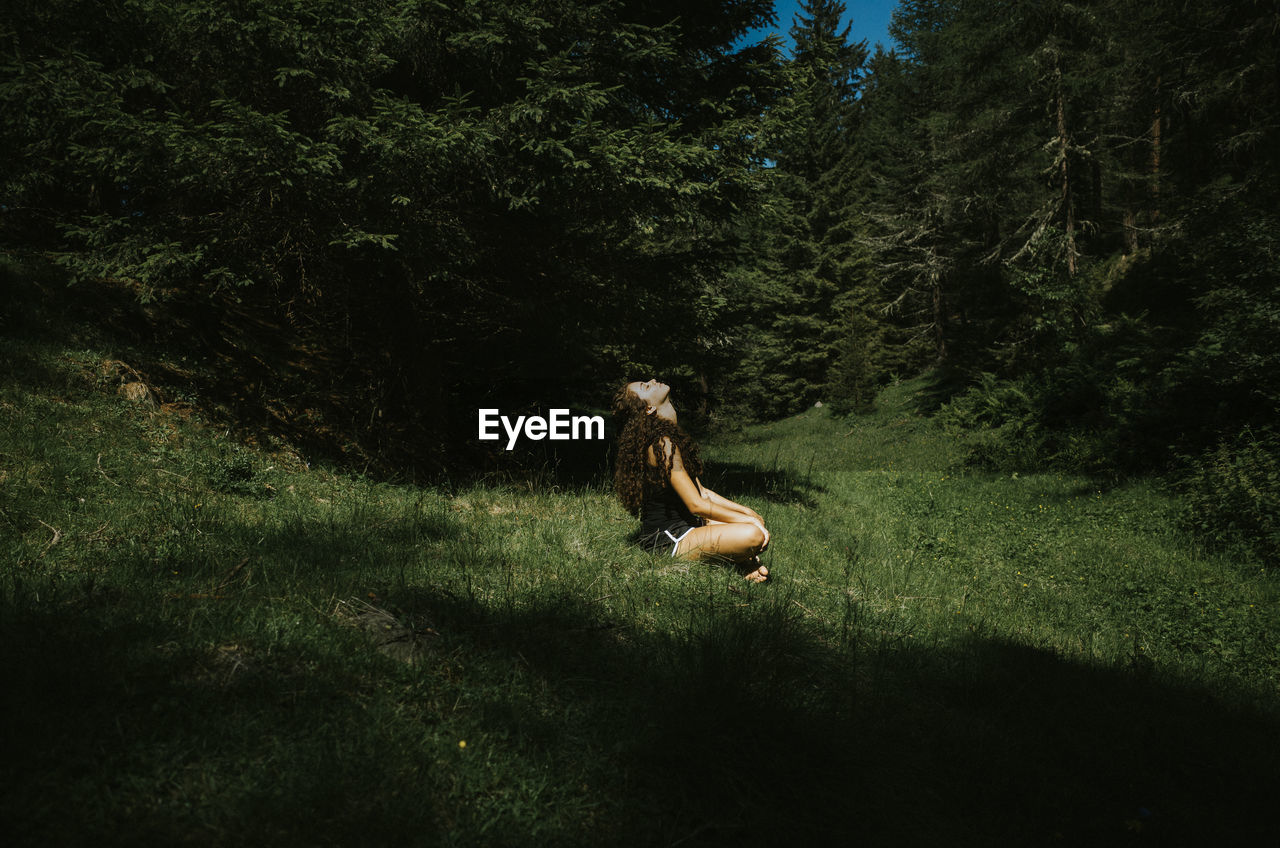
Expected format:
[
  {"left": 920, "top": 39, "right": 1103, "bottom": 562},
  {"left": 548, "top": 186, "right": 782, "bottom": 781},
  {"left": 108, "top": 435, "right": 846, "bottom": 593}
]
[{"left": 2, "top": 285, "right": 1278, "bottom": 845}]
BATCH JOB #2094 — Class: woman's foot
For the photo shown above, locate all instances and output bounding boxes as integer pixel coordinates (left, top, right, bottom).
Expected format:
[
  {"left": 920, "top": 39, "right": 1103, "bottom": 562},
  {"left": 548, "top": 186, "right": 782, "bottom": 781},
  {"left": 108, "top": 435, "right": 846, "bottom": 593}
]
[{"left": 742, "top": 557, "right": 769, "bottom": 583}]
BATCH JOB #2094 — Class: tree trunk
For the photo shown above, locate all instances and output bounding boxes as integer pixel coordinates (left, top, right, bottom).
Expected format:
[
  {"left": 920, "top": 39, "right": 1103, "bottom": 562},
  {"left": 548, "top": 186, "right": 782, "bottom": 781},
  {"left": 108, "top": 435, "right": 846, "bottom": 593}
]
[
  {"left": 932, "top": 279, "right": 947, "bottom": 364},
  {"left": 1056, "top": 60, "right": 1076, "bottom": 276},
  {"left": 1150, "top": 76, "right": 1162, "bottom": 228},
  {"left": 1123, "top": 206, "right": 1139, "bottom": 253}
]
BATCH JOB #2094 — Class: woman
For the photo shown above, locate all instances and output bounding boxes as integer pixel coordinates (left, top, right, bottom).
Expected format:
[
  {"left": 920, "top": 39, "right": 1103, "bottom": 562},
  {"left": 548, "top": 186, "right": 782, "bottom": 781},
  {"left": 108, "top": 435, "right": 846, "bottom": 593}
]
[{"left": 613, "top": 379, "right": 771, "bottom": 583}]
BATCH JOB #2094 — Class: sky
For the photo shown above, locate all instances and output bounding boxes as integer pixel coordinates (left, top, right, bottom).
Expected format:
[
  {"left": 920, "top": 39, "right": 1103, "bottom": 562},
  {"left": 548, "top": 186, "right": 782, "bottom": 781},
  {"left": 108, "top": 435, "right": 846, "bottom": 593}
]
[{"left": 739, "top": 0, "right": 901, "bottom": 54}]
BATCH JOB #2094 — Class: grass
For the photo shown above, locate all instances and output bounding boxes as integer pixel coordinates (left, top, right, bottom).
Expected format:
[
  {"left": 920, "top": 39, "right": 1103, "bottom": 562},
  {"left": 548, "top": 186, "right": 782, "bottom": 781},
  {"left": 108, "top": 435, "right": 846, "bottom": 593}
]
[{"left": 2, "top": 272, "right": 1278, "bottom": 846}]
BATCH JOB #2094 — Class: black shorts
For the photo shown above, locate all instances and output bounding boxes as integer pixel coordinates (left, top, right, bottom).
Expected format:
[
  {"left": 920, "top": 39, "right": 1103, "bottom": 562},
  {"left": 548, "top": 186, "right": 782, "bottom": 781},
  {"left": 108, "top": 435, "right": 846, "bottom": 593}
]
[{"left": 639, "top": 520, "right": 700, "bottom": 556}]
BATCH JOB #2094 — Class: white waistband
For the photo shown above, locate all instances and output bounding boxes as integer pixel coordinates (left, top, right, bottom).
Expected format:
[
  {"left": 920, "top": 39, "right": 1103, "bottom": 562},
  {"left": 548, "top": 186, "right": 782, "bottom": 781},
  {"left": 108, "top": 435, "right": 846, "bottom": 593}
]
[{"left": 663, "top": 526, "right": 695, "bottom": 556}]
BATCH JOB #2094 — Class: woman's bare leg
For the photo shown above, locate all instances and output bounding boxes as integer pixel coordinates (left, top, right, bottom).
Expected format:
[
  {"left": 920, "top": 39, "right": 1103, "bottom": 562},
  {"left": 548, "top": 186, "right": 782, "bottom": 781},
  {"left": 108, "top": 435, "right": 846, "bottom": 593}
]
[{"left": 674, "top": 522, "right": 769, "bottom": 581}]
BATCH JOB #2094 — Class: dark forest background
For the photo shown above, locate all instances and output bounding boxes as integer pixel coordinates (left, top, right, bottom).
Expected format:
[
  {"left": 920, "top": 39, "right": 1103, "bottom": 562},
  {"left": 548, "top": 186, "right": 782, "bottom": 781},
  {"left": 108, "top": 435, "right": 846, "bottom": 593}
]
[{"left": 3, "top": 0, "right": 1278, "bottom": 561}]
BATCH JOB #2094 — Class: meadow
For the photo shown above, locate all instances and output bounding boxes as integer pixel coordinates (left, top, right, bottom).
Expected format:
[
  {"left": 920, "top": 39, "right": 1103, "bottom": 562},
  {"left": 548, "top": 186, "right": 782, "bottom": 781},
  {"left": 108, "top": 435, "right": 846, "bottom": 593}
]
[{"left": 2, "top": 306, "right": 1277, "bottom": 846}]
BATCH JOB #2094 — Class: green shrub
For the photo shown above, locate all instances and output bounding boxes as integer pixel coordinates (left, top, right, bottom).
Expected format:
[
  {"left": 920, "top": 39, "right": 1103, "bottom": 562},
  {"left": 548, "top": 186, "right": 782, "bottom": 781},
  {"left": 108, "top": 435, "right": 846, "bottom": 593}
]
[
  {"left": 1178, "top": 428, "right": 1280, "bottom": 566},
  {"left": 936, "top": 372, "right": 1034, "bottom": 430},
  {"left": 205, "top": 447, "right": 272, "bottom": 498},
  {"left": 937, "top": 373, "right": 1047, "bottom": 470},
  {"left": 935, "top": 312, "right": 1177, "bottom": 474}
]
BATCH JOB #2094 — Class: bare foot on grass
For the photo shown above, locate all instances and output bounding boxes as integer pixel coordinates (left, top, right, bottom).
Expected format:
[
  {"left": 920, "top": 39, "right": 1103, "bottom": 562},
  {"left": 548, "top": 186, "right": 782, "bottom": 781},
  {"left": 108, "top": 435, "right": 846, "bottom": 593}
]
[{"left": 742, "top": 557, "right": 769, "bottom": 583}]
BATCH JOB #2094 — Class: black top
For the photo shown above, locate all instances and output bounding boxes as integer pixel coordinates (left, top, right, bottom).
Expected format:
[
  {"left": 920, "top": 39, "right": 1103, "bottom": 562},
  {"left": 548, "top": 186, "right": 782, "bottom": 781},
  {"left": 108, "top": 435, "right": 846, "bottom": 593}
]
[{"left": 639, "top": 480, "right": 701, "bottom": 537}]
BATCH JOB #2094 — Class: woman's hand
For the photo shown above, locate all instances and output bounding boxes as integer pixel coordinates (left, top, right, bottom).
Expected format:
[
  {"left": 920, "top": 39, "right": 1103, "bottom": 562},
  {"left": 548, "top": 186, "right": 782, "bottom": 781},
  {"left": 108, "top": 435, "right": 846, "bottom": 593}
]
[{"left": 701, "top": 484, "right": 763, "bottom": 523}]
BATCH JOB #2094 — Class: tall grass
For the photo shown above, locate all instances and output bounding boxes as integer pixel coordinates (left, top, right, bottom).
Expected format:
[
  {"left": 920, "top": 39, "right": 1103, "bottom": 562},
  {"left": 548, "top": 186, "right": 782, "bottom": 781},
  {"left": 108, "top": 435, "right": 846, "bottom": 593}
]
[{"left": 2, "top": 320, "right": 1277, "bottom": 844}]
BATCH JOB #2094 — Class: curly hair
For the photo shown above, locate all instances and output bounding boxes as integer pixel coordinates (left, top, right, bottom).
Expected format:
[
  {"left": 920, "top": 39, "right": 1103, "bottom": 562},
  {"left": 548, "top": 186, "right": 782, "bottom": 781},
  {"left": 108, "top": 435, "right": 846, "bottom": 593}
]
[{"left": 612, "top": 382, "right": 703, "bottom": 516}]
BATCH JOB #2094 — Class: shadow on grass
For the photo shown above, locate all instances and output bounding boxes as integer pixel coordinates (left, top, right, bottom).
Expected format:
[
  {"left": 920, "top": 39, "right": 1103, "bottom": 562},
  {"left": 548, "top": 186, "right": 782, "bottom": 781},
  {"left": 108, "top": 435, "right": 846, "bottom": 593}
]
[
  {"left": 464, "top": 438, "right": 615, "bottom": 493},
  {"left": 405, "top": 590, "right": 1279, "bottom": 847},
  {"left": 0, "top": 592, "right": 448, "bottom": 848},
  {"left": 2, "top": 255, "right": 451, "bottom": 482},
  {"left": 4, "top": 573, "right": 1276, "bottom": 847},
  {"left": 0, "top": 341, "right": 84, "bottom": 396},
  {"left": 703, "top": 460, "right": 824, "bottom": 508},
  {"left": 458, "top": 441, "right": 825, "bottom": 507}
]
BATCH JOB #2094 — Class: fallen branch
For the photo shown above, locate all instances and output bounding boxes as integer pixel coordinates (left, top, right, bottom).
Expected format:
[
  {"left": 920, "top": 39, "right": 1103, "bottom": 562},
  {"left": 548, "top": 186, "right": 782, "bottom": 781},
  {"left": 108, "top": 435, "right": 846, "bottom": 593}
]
[
  {"left": 82, "top": 523, "right": 112, "bottom": 543},
  {"left": 792, "top": 599, "right": 831, "bottom": 623},
  {"left": 37, "top": 519, "right": 62, "bottom": 556},
  {"left": 154, "top": 468, "right": 194, "bottom": 492},
  {"left": 211, "top": 555, "right": 251, "bottom": 593},
  {"left": 97, "top": 453, "right": 121, "bottom": 487}
]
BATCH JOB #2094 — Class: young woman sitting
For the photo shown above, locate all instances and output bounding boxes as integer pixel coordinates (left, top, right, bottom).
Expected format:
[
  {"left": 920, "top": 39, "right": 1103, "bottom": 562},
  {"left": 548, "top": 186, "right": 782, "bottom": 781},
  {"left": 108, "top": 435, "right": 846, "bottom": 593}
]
[{"left": 612, "top": 379, "right": 771, "bottom": 583}]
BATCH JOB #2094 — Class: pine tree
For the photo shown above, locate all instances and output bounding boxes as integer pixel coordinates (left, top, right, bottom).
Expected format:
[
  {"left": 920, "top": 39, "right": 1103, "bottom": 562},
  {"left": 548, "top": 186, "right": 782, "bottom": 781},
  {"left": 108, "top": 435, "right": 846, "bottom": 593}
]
[
  {"left": 725, "top": 0, "right": 867, "bottom": 418},
  {"left": 0, "top": 0, "right": 781, "bottom": 468}
]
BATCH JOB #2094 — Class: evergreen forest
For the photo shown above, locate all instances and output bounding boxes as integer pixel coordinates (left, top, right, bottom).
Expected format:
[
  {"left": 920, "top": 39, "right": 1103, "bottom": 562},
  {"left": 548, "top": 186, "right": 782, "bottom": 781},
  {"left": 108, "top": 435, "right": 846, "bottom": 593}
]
[{"left": 5, "top": 0, "right": 1279, "bottom": 560}]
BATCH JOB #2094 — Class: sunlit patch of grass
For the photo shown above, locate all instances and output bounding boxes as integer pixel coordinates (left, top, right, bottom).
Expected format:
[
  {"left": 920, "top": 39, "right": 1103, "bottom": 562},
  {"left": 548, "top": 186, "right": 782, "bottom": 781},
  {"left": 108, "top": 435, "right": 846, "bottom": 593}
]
[{"left": 726, "top": 402, "right": 1277, "bottom": 690}]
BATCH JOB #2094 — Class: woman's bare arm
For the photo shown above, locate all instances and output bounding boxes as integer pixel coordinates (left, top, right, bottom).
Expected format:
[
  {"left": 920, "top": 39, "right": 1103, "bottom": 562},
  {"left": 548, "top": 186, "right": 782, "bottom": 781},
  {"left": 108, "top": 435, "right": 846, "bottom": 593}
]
[
  {"left": 650, "top": 440, "right": 760, "bottom": 526},
  {"left": 698, "top": 485, "right": 762, "bottom": 522}
]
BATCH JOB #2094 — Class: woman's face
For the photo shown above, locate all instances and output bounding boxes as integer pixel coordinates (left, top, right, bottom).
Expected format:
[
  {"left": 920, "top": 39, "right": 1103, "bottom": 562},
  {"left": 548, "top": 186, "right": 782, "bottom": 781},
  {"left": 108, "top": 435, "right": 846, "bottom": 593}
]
[{"left": 628, "top": 379, "right": 670, "bottom": 412}]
